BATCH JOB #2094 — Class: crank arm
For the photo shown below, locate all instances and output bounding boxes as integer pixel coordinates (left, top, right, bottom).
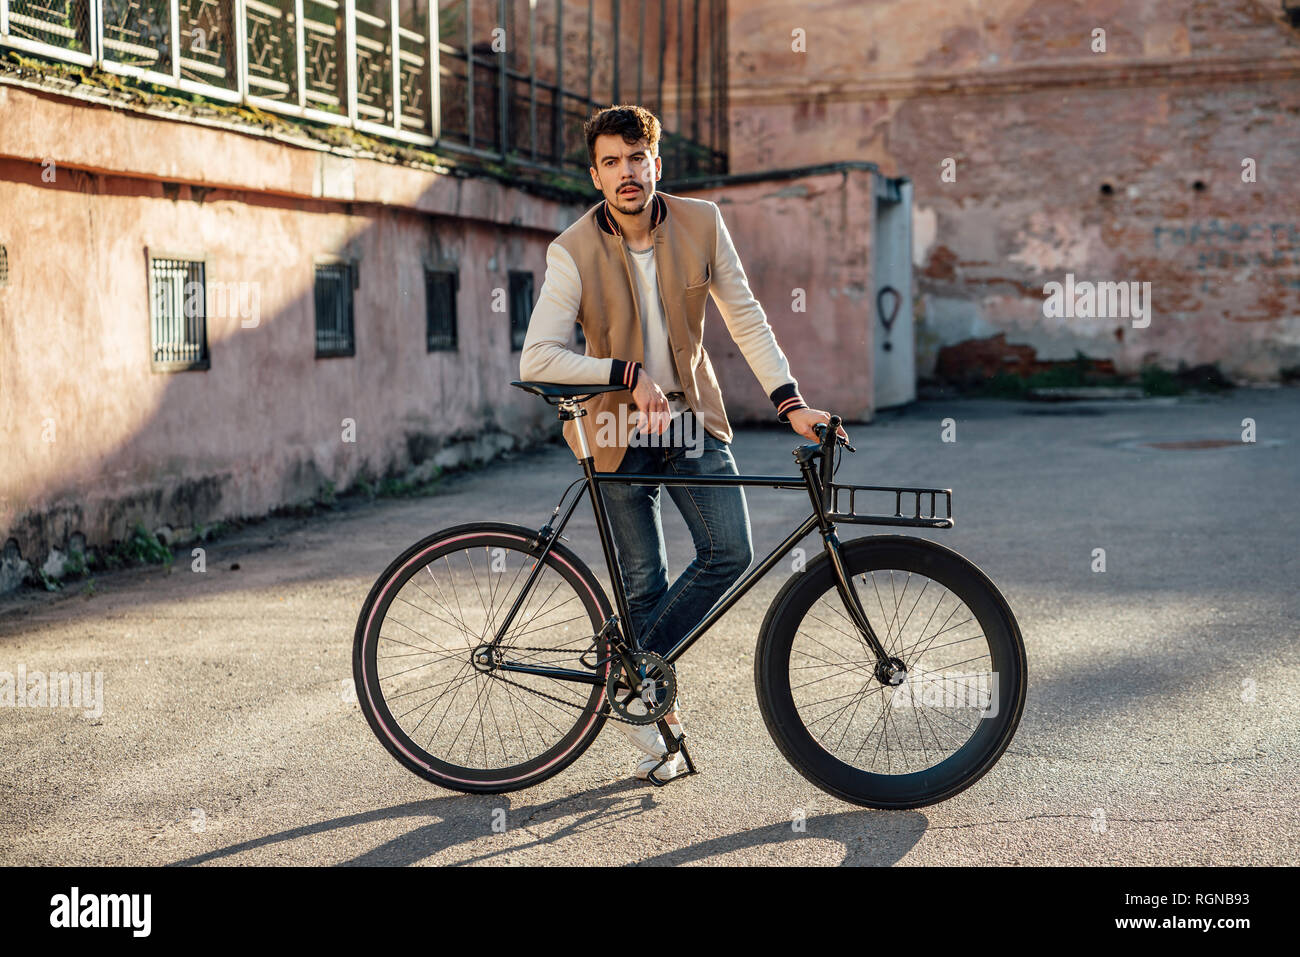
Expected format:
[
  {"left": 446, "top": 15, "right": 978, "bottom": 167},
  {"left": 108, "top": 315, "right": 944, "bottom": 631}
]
[{"left": 645, "top": 723, "right": 697, "bottom": 786}]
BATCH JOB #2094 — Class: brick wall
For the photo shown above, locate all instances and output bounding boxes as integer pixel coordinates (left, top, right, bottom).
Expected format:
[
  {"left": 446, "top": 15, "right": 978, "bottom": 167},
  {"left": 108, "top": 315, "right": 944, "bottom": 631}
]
[{"left": 725, "top": 0, "right": 1300, "bottom": 381}]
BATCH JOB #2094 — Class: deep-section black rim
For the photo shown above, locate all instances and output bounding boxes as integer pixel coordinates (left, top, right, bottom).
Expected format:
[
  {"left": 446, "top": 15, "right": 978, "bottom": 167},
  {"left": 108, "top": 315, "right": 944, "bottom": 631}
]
[
  {"left": 763, "top": 538, "right": 1024, "bottom": 806},
  {"left": 358, "top": 531, "right": 609, "bottom": 787}
]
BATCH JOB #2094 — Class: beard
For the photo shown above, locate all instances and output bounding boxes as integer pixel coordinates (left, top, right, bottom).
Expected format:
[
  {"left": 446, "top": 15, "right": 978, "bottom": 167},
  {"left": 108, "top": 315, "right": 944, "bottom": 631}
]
[{"left": 610, "top": 184, "right": 651, "bottom": 215}]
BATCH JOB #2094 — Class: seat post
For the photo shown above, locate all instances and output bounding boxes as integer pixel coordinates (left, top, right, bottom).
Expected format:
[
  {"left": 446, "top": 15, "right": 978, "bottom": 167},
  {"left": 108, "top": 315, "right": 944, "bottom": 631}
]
[{"left": 558, "top": 398, "right": 593, "bottom": 460}]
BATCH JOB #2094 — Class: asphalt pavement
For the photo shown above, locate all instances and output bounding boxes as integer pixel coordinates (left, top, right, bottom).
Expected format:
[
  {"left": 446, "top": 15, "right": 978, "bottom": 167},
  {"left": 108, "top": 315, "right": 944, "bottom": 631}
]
[{"left": 1, "top": 389, "right": 1296, "bottom": 865}]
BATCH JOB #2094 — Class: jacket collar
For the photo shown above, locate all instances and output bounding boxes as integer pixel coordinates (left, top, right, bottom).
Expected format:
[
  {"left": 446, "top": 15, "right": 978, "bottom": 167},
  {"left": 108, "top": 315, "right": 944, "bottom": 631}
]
[{"left": 596, "top": 191, "right": 668, "bottom": 236}]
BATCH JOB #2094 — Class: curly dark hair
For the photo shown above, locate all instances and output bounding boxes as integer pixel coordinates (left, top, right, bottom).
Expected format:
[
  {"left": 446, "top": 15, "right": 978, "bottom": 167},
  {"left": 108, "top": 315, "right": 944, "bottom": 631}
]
[{"left": 583, "top": 105, "right": 662, "bottom": 167}]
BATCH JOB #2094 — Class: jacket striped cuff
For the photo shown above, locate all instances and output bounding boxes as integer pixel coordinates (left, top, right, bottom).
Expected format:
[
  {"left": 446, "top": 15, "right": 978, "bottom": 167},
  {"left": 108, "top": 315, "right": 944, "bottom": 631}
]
[
  {"left": 770, "top": 382, "right": 808, "bottom": 423},
  {"left": 610, "top": 359, "right": 642, "bottom": 391}
]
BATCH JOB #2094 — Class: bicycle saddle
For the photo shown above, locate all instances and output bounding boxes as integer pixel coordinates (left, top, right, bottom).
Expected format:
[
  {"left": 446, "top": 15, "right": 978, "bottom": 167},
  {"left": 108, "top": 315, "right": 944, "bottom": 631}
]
[{"left": 510, "top": 380, "right": 628, "bottom": 401}]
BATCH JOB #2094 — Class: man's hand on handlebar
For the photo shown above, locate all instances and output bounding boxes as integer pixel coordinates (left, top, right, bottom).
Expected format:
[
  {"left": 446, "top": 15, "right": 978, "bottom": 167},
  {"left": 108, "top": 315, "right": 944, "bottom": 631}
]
[
  {"left": 788, "top": 407, "right": 850, "bottom": 446},
  {"left": 631, "top": 372, "right": 672, "bottom": 435}
]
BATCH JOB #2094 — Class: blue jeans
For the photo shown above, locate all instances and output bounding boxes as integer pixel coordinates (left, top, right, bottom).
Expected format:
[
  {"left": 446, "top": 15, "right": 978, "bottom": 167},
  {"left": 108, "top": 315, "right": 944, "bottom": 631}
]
[{"left": 600, "top": 410, "right": 754, "bottom": 658}]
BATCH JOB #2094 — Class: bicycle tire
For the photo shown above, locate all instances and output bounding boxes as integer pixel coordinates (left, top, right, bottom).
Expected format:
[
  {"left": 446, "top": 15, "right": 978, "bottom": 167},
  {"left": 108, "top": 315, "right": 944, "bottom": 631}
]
[
  {"left": 353, "top": 521, "right": 614, "bottom": 794},
  {"left": 755, "top": 535, "right": 1027, "bottom": 809}
]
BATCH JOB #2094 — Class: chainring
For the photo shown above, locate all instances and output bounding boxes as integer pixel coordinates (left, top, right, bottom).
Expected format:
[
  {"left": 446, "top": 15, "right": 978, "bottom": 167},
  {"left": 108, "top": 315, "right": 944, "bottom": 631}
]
[{"left": 605, "top": 652, "right": 677, "bottom": 725}]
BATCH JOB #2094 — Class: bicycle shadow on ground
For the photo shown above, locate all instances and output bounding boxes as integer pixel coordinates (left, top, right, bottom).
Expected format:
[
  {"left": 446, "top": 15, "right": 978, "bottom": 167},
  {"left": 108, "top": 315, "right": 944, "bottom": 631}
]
[
  {"left": 167, "top": 780, "right": 658, "bottom": 867},
  {"left": 631, "top": 810, "right": 927, "bottom": 866},
  {"left": 167, "top": 779, "right": 926, "bottom": 866}
]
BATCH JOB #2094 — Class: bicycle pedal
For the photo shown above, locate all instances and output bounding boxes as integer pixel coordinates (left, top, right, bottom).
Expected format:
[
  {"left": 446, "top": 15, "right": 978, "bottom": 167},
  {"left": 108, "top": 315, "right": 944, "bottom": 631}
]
[
  {"left": 645, "top": 751, "right": 696, "bottom": 787},
  {"left": 644, "top": 730, "right": 697, "bottom": 786}
]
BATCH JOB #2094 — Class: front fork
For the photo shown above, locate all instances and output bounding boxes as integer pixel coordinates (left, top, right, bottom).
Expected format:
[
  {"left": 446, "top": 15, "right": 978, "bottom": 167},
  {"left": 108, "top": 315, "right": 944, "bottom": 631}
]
[{"left": 797, "top": 457, "right": 905, "bottom": 684}]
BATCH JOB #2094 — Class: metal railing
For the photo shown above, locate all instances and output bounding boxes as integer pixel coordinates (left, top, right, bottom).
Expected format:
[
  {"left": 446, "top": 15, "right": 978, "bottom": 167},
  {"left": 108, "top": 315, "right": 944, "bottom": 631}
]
[{"left": 0, "top": 0, "right": 728, "bottom": 177}]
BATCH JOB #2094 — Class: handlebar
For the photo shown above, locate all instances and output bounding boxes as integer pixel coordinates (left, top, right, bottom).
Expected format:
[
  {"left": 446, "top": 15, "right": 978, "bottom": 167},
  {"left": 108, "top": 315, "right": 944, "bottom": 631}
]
[
  {"left": 813, "top": 419, "right": 856, "bottom": 453},
  {"left": 812, "top": 416, "right": 854, "bottom": 498}
]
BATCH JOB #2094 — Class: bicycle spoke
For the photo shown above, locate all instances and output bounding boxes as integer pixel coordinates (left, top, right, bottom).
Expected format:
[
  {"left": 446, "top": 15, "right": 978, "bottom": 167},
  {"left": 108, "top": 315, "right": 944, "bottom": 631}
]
[
  {"left": 363, "top": 534, "right": 608, "bottom": 778},
  {"left": 787, "top": 564, "right": 994, "bottom": 777}
]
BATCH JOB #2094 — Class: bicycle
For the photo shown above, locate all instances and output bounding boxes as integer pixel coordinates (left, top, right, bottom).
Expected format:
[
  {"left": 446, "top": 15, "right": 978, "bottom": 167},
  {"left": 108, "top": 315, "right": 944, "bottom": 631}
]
[{"left": 352, "top": 380, "right": 1027, "bottom": 808}]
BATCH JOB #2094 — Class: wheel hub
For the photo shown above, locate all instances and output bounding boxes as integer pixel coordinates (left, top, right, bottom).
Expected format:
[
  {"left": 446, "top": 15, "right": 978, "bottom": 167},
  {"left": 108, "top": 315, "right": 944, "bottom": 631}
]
[
  {"left": 471, "top": 644, "right": 498, "bottom": 673},
  {"left": 875, "top": 656, "right": 908, "bottom": 686}
]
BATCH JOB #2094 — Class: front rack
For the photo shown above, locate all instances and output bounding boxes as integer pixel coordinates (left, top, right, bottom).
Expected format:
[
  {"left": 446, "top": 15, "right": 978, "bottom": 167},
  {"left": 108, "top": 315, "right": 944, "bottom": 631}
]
[{"left": 825, "top": 483, "right": 954, "bottom": 529}]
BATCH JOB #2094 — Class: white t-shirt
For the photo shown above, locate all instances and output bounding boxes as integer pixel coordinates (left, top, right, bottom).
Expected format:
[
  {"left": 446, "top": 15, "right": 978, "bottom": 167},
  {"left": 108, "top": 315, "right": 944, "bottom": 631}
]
[{"left": 626, "top": 243, "right": 688, "bottom": 420}]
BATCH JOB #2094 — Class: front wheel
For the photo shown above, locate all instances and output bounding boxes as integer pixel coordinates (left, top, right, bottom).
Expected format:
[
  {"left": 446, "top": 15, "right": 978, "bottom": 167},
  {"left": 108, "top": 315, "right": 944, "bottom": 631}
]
[{"left": 755, "top": 536, "right": 1027, "bottom": 809}]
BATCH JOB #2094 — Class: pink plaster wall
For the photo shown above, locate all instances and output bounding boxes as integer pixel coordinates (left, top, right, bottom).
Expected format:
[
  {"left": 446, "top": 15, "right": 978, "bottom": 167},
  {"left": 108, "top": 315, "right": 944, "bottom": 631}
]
[
  {"left": 0, "top": 154, "right": 559, "bottom": 555},
  {"left": 0, "top": 83, "right": 873, "bottom": 579},
  {"left": 0, "top": 84, "right": 576, "bottom": 562}
]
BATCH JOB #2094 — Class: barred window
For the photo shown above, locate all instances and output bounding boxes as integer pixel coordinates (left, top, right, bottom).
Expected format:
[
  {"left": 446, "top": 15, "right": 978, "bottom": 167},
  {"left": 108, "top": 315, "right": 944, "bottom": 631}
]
[
  {"left": 149, "top": 256, "right": 209, "bottom": 371},
  {"left": 315, "top": 263, "right": 355, "bottom": 357},
  {"left": 425, "top": 268, "right": 459, "bottom": 351},
  {"left": 508, "top": 270, "right": 534, "bottom": 351}
]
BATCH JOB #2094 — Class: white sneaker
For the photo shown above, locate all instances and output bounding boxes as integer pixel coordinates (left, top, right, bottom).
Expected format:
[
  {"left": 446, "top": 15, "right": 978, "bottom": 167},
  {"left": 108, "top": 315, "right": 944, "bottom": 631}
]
[
  {"left": 612, "top": 695, "right": 668, "bottom": 760},
  {"left": 609, "top": 667, "right": 689, "bottom": 780},
  {"left": 634, "top": 711, "right": 688, "bottom": 779},
  {"left": 636, "top": 750, "right": 688, "bottom": 781}
]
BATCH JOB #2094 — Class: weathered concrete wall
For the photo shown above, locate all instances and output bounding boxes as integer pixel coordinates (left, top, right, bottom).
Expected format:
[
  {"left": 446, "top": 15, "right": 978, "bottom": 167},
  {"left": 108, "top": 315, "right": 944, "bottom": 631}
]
[{"left": 727, "top": 0, "right": 1300, "bottom": 381}]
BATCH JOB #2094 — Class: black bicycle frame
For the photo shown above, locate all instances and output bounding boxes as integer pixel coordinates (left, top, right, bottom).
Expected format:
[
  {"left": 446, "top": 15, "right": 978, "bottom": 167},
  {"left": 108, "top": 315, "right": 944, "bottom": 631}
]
[{"left": 483, "top": 407, "right": 950, "bottom": 690}]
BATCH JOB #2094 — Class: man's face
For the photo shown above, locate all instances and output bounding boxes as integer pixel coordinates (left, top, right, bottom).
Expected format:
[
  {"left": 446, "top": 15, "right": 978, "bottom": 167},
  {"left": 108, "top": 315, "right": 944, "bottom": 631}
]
[{"left": 589, "top": 133, "right": 661, "bottom": 215}]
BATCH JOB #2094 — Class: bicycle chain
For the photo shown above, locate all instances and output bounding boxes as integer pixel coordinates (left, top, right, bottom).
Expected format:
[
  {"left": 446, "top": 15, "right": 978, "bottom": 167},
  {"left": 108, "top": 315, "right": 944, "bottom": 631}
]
[
  {"left": 486, "top": 670, "right": 646, "bottom": 725},
  {"left": 482, "top": 642, "right": 644, "bottom": 725}
]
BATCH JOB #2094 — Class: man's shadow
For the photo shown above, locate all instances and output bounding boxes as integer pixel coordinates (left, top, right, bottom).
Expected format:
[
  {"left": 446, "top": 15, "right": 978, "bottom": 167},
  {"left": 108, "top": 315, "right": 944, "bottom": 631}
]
[{"left": 168, "top": 779, "right": 927, "bottom": 867}]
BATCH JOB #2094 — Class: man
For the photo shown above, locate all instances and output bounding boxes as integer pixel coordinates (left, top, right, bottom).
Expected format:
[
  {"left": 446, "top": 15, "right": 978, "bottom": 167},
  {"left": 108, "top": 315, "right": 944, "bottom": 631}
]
[{"left": 519, "top": 104, "right": 849, "bottom": 782}]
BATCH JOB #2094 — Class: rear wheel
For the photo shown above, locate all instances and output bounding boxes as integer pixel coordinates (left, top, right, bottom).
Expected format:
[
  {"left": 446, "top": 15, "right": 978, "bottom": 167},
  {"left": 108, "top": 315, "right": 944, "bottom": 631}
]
[
  {"left": 353, "top": 522, "right": 613, "bottom": 793},
  {"left": 755, "top": 536, "right": 1027, "bottom": 809}
]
